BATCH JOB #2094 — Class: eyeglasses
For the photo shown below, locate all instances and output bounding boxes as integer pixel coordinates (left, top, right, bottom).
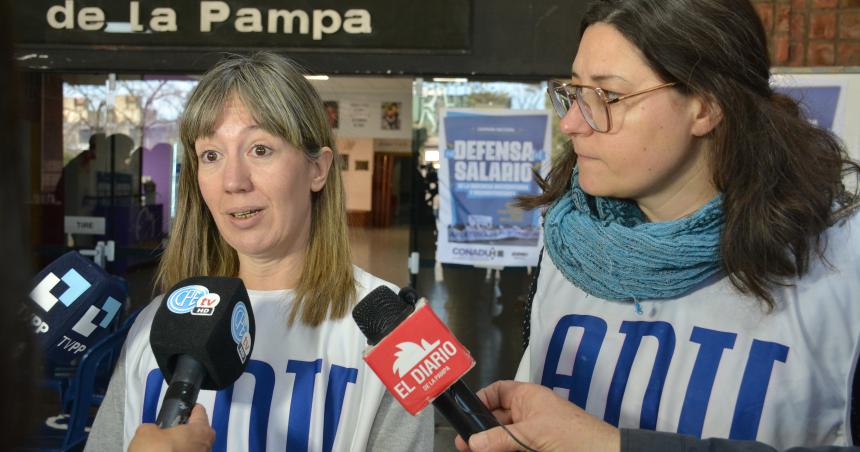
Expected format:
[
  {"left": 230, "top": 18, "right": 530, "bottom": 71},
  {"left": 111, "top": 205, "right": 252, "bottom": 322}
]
[{"left": 547, "top": 79, "right": 677, "bottom": 133}]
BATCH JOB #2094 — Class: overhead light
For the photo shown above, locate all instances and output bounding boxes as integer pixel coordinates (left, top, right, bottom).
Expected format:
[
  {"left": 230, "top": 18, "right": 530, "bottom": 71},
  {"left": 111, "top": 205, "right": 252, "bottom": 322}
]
[
  {"left": 433, "top": 77, "right": 468, "bottom": 83},
  {"left": 305, "top": 75, "right": 330, "bottom": 81},
  {"left": 424, "top": 150, "right": 440, "bottom": 163}
]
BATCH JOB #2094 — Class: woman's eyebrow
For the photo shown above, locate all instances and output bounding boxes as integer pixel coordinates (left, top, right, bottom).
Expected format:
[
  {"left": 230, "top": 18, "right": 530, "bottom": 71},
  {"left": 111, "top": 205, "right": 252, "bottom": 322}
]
[{"left": 571, "top": 70, "right": 630, "bottom": 84}]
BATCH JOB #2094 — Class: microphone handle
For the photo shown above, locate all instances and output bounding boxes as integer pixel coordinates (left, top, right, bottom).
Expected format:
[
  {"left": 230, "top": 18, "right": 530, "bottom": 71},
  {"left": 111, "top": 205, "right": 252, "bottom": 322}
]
[
  {"left": 432, "top": 380, "right": 500, "bottom": 441},
  {"left": 156, "top": 354, "right": 206, "bottom": 428}
]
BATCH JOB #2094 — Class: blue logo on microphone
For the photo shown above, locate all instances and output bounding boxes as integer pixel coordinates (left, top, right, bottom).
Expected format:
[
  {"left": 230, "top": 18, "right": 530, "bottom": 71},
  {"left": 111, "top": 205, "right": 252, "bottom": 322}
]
[
  {"left": 231, "top": 302, "right": 249, "bottom": 344},
  {"left": 167, "top": 285, "right": 209, "bottom": 314}
]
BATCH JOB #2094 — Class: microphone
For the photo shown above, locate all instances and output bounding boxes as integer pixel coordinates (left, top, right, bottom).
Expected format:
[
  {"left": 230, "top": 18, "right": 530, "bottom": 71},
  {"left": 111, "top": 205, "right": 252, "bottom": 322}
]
[
  {"left": 352, "top": 286, "right": 499, "bottom": 441},
  {"left": 28, "top": 251, "right": 126, "bottom": 366},
  {"left": 149, "top": 276, "right": 255, "bottom": 428}
]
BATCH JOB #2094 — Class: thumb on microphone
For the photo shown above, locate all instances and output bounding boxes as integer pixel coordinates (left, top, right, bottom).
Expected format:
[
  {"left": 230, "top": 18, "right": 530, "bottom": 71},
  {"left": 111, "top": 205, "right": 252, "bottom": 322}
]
[
  {"left": 187, "top": 404, "right": 212, "bottom": 429},
  {"left": 467, "top": 425, "right": 525, "bottom": 452}
]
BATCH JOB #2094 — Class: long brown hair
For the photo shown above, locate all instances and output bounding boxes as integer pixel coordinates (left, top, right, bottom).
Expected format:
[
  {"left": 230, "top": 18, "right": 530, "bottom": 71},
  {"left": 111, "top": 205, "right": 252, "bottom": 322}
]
[
  {"left": 156, "top": 52, "right": 354, "bottom": 326},
  {"left": 521, "top": 0, "right": 860, "bottom": 308}
]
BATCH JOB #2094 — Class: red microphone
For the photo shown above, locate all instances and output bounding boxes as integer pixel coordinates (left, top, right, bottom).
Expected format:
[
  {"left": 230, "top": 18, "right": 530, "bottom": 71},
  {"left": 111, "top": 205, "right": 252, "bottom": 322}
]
[{"left": 352, "top": 286, "right": 499, "bottom": 440}]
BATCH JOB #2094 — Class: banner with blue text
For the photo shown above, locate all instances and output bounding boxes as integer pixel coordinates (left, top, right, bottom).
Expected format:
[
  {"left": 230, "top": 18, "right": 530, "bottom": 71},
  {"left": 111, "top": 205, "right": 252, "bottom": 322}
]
[
  {"left": 436, "top": 109, "right": 551, "bottom": 267},
  {"left": 771, "top": 72, "right": 860, "bottom": 162}
]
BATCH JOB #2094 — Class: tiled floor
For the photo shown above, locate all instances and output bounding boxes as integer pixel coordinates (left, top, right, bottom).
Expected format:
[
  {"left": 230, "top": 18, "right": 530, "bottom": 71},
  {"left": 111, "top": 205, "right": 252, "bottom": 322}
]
[{"left": 349, "top": 225, "right": 533, "bottom": 451}]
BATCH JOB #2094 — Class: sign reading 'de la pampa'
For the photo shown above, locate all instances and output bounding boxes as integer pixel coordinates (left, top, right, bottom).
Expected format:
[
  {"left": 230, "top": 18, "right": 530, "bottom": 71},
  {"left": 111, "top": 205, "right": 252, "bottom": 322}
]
[
  {"left": 46, "top": 0, "right": 370, "bottom": 40},
  {"left": 19, "top": 0, "right": 471, "bottom": 50}
]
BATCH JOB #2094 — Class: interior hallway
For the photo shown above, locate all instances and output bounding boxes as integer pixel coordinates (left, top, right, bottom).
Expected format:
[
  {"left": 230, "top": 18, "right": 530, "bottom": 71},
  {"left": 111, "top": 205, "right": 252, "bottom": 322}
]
[{"left": 349, "top": 225, "right": 533, "bottom": 451}]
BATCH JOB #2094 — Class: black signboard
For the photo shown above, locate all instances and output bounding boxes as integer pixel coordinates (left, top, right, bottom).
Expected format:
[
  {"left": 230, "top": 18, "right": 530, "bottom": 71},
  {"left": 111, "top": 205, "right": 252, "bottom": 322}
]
[
  {"left": 16, "top": 0, "right": 471, "bottom": 52},
  {"left": 12, "top": 0, "right": 585, "bottom": 77}
]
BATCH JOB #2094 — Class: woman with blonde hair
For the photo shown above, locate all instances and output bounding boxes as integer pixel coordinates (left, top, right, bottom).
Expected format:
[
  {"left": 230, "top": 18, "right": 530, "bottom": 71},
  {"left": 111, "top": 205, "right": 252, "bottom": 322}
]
[{"left": 86, "top": 52, "right": 432, "bottom": 451}]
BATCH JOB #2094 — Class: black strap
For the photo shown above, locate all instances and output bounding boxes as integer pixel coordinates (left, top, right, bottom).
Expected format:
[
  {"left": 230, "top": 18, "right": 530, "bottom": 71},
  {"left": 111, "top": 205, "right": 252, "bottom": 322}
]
[{"left": 522, "top": 248, "right": 543, "bottom": 350}]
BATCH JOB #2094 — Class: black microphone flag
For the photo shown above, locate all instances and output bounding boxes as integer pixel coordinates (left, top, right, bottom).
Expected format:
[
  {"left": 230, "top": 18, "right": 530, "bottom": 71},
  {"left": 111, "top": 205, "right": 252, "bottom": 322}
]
[{"left": 150, "top": 276, "right": 255, "bottom": 427}]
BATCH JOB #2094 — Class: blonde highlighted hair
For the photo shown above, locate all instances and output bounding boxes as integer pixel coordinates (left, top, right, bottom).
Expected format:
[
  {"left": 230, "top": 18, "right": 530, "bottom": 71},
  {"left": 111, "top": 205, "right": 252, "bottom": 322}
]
[{"left": 156, "top": 52, "right": 354, "bottom": 326}]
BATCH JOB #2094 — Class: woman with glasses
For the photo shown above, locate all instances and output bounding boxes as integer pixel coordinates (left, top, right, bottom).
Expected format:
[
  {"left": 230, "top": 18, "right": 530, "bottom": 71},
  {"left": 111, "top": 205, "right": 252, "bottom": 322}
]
[{"left": 463, "top": 0, "right": 860, "bottom": 450}]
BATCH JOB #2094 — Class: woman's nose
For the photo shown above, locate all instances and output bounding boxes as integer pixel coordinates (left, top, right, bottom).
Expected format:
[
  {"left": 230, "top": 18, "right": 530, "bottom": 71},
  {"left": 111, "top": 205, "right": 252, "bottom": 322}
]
[
  {"left": 222, "top": 156, "right": 252, "bottom": 193},
  {"left": 559, "top": 101, "right": 594, "bottom": 137}
]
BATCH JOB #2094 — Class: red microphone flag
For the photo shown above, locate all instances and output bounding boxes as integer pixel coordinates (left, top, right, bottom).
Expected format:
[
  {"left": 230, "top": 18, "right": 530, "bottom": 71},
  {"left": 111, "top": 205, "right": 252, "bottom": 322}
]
[{"left": 363, "top": 301, "right": 475, "bottom": 415}]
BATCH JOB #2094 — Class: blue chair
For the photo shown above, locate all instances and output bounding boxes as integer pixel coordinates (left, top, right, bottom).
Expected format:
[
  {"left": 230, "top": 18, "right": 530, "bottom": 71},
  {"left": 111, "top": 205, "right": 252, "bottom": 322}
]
[
  {"left": 59, "top": 307, "right": 142, "bottom": 450},
  {"left": 38, "top": 274, "right": 130, "bottom": 418}
]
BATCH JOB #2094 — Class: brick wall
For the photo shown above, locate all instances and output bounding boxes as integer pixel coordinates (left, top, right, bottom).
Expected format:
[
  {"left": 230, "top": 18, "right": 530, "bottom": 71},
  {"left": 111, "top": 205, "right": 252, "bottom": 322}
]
[{"left": 752, "top": 0, "right": 860, "bottom": 66}]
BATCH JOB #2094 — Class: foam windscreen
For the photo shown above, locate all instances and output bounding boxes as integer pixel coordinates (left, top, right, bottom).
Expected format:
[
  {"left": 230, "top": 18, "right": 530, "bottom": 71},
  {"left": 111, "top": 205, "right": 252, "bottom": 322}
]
[
  {"left": 398, "top": 287, "right": 420, "bottom": 306},
  {"left": 150, "top": 277, "right": 255, "bottom": 390},
  {"left": 352, "top": 285, "right": 413, "bottom": 345}
]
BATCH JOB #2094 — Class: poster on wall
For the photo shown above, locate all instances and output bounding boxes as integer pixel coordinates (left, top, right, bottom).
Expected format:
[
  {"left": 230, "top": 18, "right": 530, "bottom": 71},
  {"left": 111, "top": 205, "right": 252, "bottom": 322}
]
[
  {"left": 436, "top": 109, "right": 551, "bottom": 267},
  {"left": 771, "top": 72, "right": 860, "bottom": 162},
  {"left": 333, "top": 97, "right": 412, "bottom": 139},
  {"left": 311, "top": 77, "right": 413, "bottom": 140},
  {"left": 323, "top": 101, "right": 339, "bottom": 129},
  {"left": 381, "top": 102, "right": 402, "bottom": 130},
  {"left": 342, "top": 100, "right": 372, "bottom": 131}
]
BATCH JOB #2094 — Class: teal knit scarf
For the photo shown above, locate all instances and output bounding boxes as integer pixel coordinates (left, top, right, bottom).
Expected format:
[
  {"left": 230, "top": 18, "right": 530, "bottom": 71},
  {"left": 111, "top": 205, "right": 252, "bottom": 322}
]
[{"left": 544, "top": 167, "right": 724, "bottom": 307}]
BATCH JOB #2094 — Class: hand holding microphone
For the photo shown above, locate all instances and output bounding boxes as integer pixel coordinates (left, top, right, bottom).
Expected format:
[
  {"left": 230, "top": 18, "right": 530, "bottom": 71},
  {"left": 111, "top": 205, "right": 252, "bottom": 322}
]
[
  {"left": 454, "top": 380, "right": 620, "bottom": 452},
  {"left": 129, "top": 404, "right": 215, "bottom": 452},
  {"left": 149, "top": 276, "right": 255, "bottom": 428}
]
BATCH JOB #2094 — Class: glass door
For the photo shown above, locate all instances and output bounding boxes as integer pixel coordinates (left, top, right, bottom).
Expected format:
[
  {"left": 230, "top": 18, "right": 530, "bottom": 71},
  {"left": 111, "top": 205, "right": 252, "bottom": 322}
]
[{"left": 59, "top": 74, "right": 197, "bottom": 274}]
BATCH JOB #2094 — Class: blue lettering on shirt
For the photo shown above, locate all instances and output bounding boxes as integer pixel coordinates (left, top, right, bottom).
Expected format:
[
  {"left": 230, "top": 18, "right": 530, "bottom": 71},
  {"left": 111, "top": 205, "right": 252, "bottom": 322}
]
[
  {"left": 541, "top": 318, "right": 789, "bottom": 439},
  {"left": 540, "top": 314, "right": 607, "bottom": 408},
  {"left": 678, "top": 327, "right": 737, "bottom": 437},
  {"left": 141, "top": 358, "right": 359, "bottom": 451}
]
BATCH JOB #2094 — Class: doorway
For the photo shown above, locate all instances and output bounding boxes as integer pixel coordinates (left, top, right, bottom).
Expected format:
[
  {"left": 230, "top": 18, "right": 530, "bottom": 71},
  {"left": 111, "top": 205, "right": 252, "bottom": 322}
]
[{"left": 371, "top": 152, "right": 414, "bottom": 227}]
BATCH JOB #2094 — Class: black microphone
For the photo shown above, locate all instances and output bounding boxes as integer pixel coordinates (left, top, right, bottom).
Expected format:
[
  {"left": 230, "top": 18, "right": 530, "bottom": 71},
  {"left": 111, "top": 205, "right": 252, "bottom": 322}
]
[
  {"left": 149, "top": 276, "right": 255, "bottom": 428},
  {"left": 353, "top": 286, "right": 499, "bottom": 441},
  {"left": 28, "top": 251, "right": 127, "bottom": 366}
]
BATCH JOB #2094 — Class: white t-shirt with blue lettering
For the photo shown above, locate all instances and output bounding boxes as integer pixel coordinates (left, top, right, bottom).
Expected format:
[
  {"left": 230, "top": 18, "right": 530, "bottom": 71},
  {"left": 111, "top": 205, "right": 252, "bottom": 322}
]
[
  {"left": 101, "top": 267, "right": 424, "bottom": 451},
  {"left": 518, "top": 212, "right": 860, "bottom": 449}
]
